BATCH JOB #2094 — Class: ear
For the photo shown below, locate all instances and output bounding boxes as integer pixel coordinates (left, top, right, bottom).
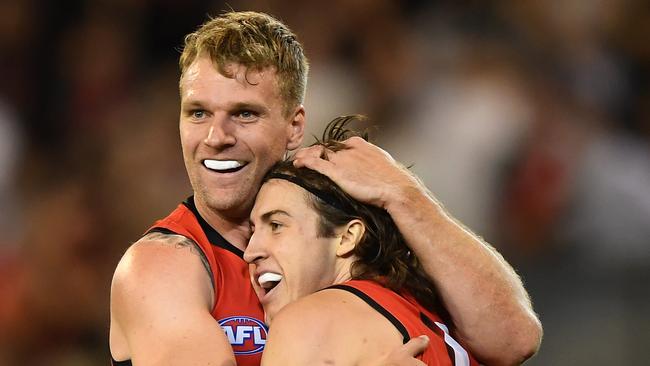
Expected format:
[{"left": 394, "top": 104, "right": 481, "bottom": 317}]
[
  {"left": 336, "top": 219, "right": 365, "bottom": 257},
  {"left": 286, "top": 105, "right": 305, "bottom": 151}
]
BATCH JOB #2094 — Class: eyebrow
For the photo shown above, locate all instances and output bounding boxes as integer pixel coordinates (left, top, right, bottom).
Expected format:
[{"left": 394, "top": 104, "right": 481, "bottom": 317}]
[
  {"left": 180, "top": 100, "right": 206, "bottom": 110},
  {"left": 257, "top": 209, "right": 291, "bottom": 223},
  {"left": 229, "top": 101, "right": 270, "bottom": 115},
  {"left": 180, "top": 100, "right": 271, "bottom": 115}
]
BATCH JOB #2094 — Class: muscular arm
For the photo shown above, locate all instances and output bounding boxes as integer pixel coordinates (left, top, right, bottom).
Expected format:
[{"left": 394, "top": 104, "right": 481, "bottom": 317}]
[
  {"left": 110, "top": 234, "right": 235, "bottom": 366},
  {"left": 383, "top": 181, "right": 541, "bottom": 365},
  {"left": 294, "top": 138, "right": 542, "bottom": 365}
]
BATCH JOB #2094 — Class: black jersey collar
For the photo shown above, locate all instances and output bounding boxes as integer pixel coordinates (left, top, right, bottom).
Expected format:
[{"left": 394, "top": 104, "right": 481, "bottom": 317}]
[{"left": 182, "top": 196, "right": 245, "bottom": 259}]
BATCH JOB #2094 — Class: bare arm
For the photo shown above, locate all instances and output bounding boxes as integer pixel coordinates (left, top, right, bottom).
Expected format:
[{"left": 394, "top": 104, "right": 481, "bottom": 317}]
[
  {"left": 294, "top": 138, "right": 542, "bottom": 365},
  {"left": 261, "top": 290, "right": 425, "bottom": 366},
  {"left": 261, "top": 303, "right": 348, "bottom": 366},
  {"left": 110, "top": 235, "right": 236, "bottom": 366}
]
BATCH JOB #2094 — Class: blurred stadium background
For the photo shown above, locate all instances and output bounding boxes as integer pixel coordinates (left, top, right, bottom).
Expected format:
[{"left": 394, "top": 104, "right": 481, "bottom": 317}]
[{"left": 0, "top": 0, "right": 648, "bottom": 365}]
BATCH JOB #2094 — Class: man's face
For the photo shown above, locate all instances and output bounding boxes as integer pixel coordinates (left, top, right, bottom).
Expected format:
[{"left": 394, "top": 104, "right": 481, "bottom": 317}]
[
  {"left": 179, "top": 56, "right": 304, "bottom": 217},
  {"left": 244, "top": 179, "right": 342, "bottom": 325}
]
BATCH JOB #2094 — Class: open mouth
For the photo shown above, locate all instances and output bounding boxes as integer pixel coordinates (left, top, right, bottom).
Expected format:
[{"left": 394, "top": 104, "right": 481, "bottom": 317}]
[
  {"left": 258, "top": 272, "right": 283, "bottom": 296},
  {"left": 203, "top": 159, "right": 247, "bottom": 173}
]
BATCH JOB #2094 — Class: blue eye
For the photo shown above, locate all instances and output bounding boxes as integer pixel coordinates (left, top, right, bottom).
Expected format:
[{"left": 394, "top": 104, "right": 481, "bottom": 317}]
[
  {"left": 236, "top": 110, "right": 258, "bottom": 121},
  {"left": 191, "top": 110, "right": 206, "bottom": 119}
]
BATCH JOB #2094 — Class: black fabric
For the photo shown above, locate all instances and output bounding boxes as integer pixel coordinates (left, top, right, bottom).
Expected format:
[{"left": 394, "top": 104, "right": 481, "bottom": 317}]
[
  {"left": 146, "top": 226, "right": 216, "bottom": 289},
  {"left": 421, "top": 311, "right": 456, "bottom": 362},
  {"left": 182, "top": 195, "right": 245, "bottom": 258},
  {"left": 111, "top": 355, "right": 132, "bottom": 366},
  {"left": 266, "top": 172, "right": 356, "bottom": 215},
  {"left": 326, "top": 284, "right": 410, "bottom": 343},
  {"left": 146, "top": 227, "right": 177, "bottom": 236}
]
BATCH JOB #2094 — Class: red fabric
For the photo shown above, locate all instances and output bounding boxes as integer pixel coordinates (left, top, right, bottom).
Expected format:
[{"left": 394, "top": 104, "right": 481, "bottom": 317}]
[
  {"left": 341, "top": 280, "right": 479, "bottom": 366},
  {"left": 150, "top": 203, "right": 265, "bottom": 366}
]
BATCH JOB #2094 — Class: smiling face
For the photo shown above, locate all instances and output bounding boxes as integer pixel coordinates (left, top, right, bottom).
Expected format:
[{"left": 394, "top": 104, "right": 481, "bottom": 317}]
[
  {"left": 244, "top": 179, "right": 353, "bottom": 325},
  {"left": 179, "top": 55, "right": 304, "bottom": 219}
]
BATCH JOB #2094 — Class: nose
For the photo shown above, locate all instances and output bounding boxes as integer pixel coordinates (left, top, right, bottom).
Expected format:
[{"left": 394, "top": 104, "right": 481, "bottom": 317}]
[
  {"left": 243, "top": 230, "right": 266, "bottom": 264},
  {"left": 203, "top": 118, "right": 236, "bottom": 148}
]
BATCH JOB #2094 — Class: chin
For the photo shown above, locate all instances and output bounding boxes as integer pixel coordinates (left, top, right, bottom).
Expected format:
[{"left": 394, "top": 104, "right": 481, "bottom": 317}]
[{"left": 202, "top": 190, "right": 253, "bottom": 214}]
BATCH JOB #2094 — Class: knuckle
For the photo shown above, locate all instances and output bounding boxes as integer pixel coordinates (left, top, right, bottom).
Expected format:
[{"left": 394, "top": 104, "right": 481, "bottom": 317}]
[{"left": 347, "top": 136, "right": 364, "bottom": 145}]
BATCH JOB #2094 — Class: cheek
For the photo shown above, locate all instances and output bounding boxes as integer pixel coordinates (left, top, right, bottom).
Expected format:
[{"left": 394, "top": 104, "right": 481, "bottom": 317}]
[
  {"left": 179, "top": 125, "right": 200, "bottom": 152},
  {"left": 278, "top": 241, "right": 313, "bottom": 290},
  {"left": 293, "top": 243, "right": 335, "bottom": 291},
  {"left": 259, "top": 139, "right": 285, "bottom": 160},
  {"left": 249, "top": 126, "right": 287, "bottom": 156}
]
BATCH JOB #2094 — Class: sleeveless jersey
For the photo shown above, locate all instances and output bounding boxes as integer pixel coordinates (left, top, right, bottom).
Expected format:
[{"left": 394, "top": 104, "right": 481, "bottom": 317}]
[
  {"left": 111, "top": 196, "right": 266, "bottom": 366},
  {"left": 328, "top": 280, "right": 479, "bottom": 366}
]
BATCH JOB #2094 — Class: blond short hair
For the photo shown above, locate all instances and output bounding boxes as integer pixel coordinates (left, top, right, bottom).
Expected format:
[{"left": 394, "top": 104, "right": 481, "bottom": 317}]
[{"left": 180, "top": 11, "right": 309, "bottom": 116}]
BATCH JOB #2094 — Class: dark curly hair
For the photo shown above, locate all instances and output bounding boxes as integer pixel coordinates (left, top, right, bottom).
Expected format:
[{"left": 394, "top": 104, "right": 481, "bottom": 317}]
[{"left": 262, "top": 115, "right": 449, "bottom": 321}]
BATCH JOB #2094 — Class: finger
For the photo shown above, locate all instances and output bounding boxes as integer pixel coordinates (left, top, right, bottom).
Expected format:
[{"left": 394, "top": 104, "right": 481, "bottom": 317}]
[
  {"left": 403, "top": 358, "right": 427, "bottom": 366},
  {"left": 294, "top": 145, "right": 327, "bottom": 160},
  {"left": 293, "top": 155, "right": 336, "bottom": 178},
  {"left": 341, "top": 137, "right": 394, "bottom": 161},
  {"left": 342, "top": 136, "right": 366, "bottom": 147},
  {"left": 402, "top": 335, "right": 429, "bottom": 357}
]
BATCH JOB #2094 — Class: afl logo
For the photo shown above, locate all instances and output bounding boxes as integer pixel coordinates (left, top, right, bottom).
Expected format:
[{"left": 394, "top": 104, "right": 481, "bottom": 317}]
[{"left": 218, "top": 316, "right": 268, "bottom": 355}]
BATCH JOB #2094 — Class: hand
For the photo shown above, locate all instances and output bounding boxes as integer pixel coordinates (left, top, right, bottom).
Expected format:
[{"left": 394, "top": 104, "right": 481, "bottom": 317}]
[
  {"left": 293, "top": 137, "right": 422, "bottom": 209},
  {"left": 372, "top": 335, "right": 429, "bottom": 366}
]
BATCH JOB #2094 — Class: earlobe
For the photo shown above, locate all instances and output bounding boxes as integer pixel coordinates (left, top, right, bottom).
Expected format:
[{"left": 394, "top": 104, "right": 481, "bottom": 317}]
[
  {"left": 286, "top": 106, "right": 305, "bottom": 150},
  {"left": 336, "top": 220, "right": 365, "bottom": 257}
]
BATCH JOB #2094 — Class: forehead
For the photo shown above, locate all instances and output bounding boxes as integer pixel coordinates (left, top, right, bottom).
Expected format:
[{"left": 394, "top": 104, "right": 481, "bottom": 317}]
[
  {"left": 180, "top": 56, "right": 281, "bottom": 101},
  {"left": 252, "top": 179, "right": 313, "bottom": 219}
]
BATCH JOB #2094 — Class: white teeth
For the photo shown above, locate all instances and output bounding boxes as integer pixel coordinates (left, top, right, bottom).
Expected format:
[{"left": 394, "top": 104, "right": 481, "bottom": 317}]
[
  {"left": 258, "top": 272, "right": 283, "bottom": 288},
  {"left": 203, "top": 159, "right": 244, "bottom": 171}
]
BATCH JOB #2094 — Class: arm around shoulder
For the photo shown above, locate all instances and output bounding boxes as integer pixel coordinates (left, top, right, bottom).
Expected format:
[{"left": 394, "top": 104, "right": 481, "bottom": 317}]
[
  {"left": 110, "top": 239, "right": 236, "bottom": 366},
  {"left": 385, "top": 184, "right": 543, "bottom": 365},
  {"left": 293, "top": 137, "right": 542, "bottom": 364}
]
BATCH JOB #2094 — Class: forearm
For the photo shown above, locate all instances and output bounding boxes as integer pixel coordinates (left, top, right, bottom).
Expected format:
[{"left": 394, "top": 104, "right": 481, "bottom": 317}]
[
  {"left": 385, "top": 182, "right": 542, "bottom": 365},
  {"left": 292, "top": 137, "right": 542, "bottom": 363}
]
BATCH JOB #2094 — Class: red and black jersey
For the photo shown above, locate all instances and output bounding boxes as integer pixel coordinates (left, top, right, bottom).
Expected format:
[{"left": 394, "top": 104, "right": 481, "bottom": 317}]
[
  {"left": 112, "top": 196, "right": 265, "bottom": 366},
  {"left": 328, "top": 280, "right": 479, "bottom": 366}
]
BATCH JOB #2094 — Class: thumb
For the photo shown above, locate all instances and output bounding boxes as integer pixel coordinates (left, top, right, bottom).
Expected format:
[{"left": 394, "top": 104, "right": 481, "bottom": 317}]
[{"left": 402, "top": 335, "right": 429, "bottom": 357}]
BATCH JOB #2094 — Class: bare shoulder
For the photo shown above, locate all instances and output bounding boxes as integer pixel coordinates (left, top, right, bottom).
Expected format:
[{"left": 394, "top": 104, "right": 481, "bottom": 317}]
[
  {"left": 113, "top": 232, "right": 208, "bottom": 286},
  {"left": 262, "top": 289, "right": 402, "bottom": 366},
  {"left": 116, "top": 231, "right": 207, "bottom": 275},
  {"left": 110, "top": 233, "right": 235, "bottom": 364},
  {"left": 276, "top": 288, "right": 375, "bottom": 325},
  {"left": 111, "top": 232, "right": 214, "bottom": 323}
]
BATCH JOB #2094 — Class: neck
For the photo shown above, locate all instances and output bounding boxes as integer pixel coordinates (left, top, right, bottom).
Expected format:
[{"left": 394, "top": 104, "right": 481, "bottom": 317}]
[
  {"left": 333, "top": 256, "right": 356, "bottom": 285},
  {"left": 193, "top": 196, "right": 252, "bottom": 251}
]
